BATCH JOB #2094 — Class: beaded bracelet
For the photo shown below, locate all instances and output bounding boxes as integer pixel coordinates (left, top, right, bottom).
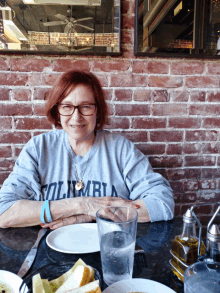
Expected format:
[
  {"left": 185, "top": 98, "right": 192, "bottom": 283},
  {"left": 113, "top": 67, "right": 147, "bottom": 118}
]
[{"left": 41, "top": 200, "right": 53, "bottom": 224}]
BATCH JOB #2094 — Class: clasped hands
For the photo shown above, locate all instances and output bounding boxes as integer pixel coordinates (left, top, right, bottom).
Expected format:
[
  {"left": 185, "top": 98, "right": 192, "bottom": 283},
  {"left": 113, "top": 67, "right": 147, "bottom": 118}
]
[{"left": 41, "top": 197, "right": 140, "bottom": 230}]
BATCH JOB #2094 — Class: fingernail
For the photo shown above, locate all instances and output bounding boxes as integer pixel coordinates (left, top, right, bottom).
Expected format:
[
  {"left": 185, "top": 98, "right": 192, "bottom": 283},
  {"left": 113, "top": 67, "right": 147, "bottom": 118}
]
[
  {"left": 40, "top": 223, "right": 45, "bottom": 227},
  {"left": 135, "top": 204, "right": 140, "bottom": 209}
]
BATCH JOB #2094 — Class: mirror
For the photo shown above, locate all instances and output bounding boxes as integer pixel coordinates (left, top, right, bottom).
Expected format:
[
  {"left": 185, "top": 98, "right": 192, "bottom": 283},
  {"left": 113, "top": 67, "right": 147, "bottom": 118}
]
[
  {"left": 135, "top": 0, "right": 220, "bottom": 58},
  {"left": 0, "top": 0, "right": 120, "bottom": 55}
]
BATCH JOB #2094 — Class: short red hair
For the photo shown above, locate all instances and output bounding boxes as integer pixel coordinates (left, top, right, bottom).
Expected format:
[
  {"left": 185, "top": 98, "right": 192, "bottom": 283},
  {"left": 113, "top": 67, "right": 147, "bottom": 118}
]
[{"left": 45, "top": 70, "right": 109, "bottom": 130}]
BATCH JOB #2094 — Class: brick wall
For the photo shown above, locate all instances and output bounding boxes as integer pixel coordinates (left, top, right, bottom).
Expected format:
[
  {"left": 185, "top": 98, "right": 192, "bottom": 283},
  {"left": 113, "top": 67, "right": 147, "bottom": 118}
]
[{"left": 0, "top": 0, "right": 220, "bottom": 224}]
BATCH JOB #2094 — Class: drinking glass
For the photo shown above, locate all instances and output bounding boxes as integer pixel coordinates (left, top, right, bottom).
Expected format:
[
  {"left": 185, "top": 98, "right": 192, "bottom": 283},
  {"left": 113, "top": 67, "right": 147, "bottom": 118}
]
[
  {"left": 96, "top": 206, "right": 138, "bottom": 286},
  {"left": 184, "top": 261, "right": 220, "bottom": 293}
]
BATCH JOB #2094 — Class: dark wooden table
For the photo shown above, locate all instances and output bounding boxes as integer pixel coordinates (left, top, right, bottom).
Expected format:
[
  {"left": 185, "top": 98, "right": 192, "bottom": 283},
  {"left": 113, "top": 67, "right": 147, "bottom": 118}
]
[{"left": 0, "top": 218, "right": 185, "bottom": 292}]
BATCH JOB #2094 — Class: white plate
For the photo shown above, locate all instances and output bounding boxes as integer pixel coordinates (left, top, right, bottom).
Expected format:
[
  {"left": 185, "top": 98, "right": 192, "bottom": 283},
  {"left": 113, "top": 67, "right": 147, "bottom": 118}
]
[
  {"left": 0, "top": 270, "right": 28, "bottom": 293},
  {"left": 46, "top": 223, "right": 100, "bottom": 254},
  {"left": 103, "top": 278, "right": 176, "bottom": 293}
]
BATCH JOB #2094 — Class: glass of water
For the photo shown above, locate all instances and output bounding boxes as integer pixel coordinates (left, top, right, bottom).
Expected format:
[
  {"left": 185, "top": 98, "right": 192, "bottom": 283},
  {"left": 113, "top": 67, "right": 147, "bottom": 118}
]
[
  {"left": 96, "top": 206, "right": 138, "bottom": 286},
  {"left": 184, "top": 261, "right": 220, "bottom": 293}
]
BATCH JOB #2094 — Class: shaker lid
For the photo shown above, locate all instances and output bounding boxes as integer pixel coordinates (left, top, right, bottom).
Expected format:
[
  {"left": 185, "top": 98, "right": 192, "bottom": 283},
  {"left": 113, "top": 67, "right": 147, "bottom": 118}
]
[
  {"left": 183, "top": 208, "right": 196, "bottom": 223},
  {"left": 207, "top": 224, "right": 220, "bottom": 242}
]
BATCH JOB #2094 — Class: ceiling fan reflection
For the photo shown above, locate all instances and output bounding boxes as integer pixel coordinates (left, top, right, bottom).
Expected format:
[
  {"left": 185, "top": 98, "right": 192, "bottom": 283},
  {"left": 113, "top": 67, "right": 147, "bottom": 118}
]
[{"left": 43, "top": 14, "right": 94, "bottom": 34}]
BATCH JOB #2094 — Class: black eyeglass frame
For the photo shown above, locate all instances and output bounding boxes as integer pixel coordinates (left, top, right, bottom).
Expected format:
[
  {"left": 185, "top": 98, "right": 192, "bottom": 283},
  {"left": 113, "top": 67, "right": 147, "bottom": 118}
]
[{"left": 56, "top": 103, "right": 97, "bottom": 116}]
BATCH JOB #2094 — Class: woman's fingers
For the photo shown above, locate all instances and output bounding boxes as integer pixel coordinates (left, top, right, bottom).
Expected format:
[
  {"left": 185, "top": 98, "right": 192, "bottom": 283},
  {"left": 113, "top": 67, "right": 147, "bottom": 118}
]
[
  {"left": 43, "top": 214, "right": 95, "bottom": 230},
  {"left": 83, "top": 196, "right": 140, "bottom": 217}
]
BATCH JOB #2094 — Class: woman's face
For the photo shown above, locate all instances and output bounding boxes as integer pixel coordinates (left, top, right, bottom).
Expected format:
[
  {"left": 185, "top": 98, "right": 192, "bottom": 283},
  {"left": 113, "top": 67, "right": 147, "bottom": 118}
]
[{"left": 59, "top": 85, "right": 97, "bottom": 143}]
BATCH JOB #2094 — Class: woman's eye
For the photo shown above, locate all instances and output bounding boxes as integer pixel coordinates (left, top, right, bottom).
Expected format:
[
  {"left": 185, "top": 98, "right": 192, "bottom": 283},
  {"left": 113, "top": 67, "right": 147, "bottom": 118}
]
[
  {"left": 81, "top": 105, "right": 91, "bottom": 109},
  {"left": 62, "top": 105, "right": 72, "bottom": 109}
]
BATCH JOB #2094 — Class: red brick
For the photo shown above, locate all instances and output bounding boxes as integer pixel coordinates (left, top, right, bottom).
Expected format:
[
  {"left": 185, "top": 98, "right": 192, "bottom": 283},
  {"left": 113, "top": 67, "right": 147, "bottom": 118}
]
[
  {"left": 0, "top": 117, "right": 12, "bottom": 130},
  {"left": 53, "top": 59, "right": 90, "bottom": 72},
  {"left": 93, "top": 74, "right": 108, "bottom": 87},
  {"left": 184, "top": 168, "right": 201, "bottom": 179},
  {"left": 112, "top": 130, "right": 149, "bottom": 142},
  {"left": 150, "top": 130, "right": 183, "bottom": 142},
  {"left": 207, "top": 62, "right": 220, "bottom": 74},
  {"left": 93, "top": 60, "right": 130, "bottom": 72},
  {"left": 197, "top": 192, "right": 219, "bottom": 203},
  {"left": 170, "top": 181, "right": 184, "bottom": 192},
  {"left": 185, "top": 156, "right": 216, "bottom": 167},
  {"left": 0, "top": 159, "right": 14, "bottom": 171},
  {"left": 167, "top": 144, "right": 182, "bottom": 155},
  {"left": 170, "top": 90, "right": 189, "bottom": 102},
  {"left": 133, "top": 89, "right": 151, "bottom": 101},
  {"left": 200, "top": 179, "right": 216, "bottom": 189},
  {"left": 207, "top": 91, "right": 220, "bottom": 102},
  {"left": 115, "top": 89, "right": 132, "bottom": 101},
  {"left": 152, "top": 104, "right": 187, "bottom": 116},
  {"left": 203, "top": 118, "right": 220, "bottom": 128},
  {"left": 33, "top": 104, "right": 46, "bottom": 116},
  {"left": 185, "top": 76, "right": 219, "bottom": 88},
  {"left": 121, "top": 0, "right": 135, "bottom": 14},
  {"left": 14, "top": 118, "right": 53, "bottom": 130},
  {"left": 12, "top": 88, "right": 31, "bottom": 101},
  {"left": 11, "top": 58, "right": 50, "bottom": 72},
  {"left": 121, "top": 30, "right": 134, "bottom": 45},
  {"left": 149, "top": 155, "right": 183, "bottom": 168},
  {"left": 169, "top": 117, "right": 201, "bottom": 128},
  {"left": 190, "top": 91, "right": 206, "bottom": 102},
  {"left": 0, "top": 132, "right": 31, "bottom": 144},
  {"left": 28, "top": 73, "right": 44, "bottom": 86},
  {"left": 152, "top": 90, "right": 169, "bottom": 102},
  {"left": 115, "top": 104, "right": 150, "bottom": 116},
  {"left": 34, "top": 88, "right": 50, "bottom": 100},
  {"left": 42, "top": 73, "right": 61, "bottom": 86},
  {"left": 122, "top": 14, "right": 134, "bottom": 30},
  {"left": 166, "top": 168, "right": 186, "bottom": 180},
  {"left": 148, "top": 76, "right": 182, "bottom": 88},
  {"left": 121, "top": 44, "right": 134, "bottom": 58},
  {"left": 0, "top": 73, "right": 28, "bottom": 86},
  {"left": 136, "top": 143, "right": 165, "bottom": 155},
  {"left": 175, "top": 192, "right": 197, "bottom": 203},
  {"left": 0, "top": 146, "right": 12, "bottom": 158},
  {"left": 14, "top": 146, "right": 23, "bottom": 157},
  {"left": 107, "top": 103, "right": 114, "bottom": 115},
  {"left": 0, "top": 104, "right": 32, "bottom": 116},
  {"left": 185, "top": 130, "right": 218, "bottom": 141},
  {"left": 174, "top": 205, "right": 181, "bottom": 217},
  {"left": 0, "top": 88, "right": 10, "bottom": 101},
  {"left": 104, "top": 89, "right": 113, "bottom": 101},
  {"left": 105, "top": 117, "right": 129, "bottom": 129},
  {"left": 0, "top": 146, "right": 12, "bottom": 157},
  {"left": 0, "top": 58, "right": 9, "bottom": 70},
  {"left": 201, "top": 142, "right": 220, "bottom": 154},
  {"left": 0, "top": 172, "right": 10, "bottom": 185},
  {"left": 132, "top": 61, "right": 169, "bottom": 74},
  {"left": 132, "top": 118, "right": 166, "bottom": 129},
  {"left": 183, "top": 143, "right": 201, "bottom": 154},
  {"left": 110, "top": 74, "right": 147, "bottom": 87},
  {"left": 189, "top": 104, "right": 220, "bottom": 116},
  {"left": 202, "top": 168, "right": 220, "bottom": 179},
  {"left": 171, "top": 62, "right": 204, "bottom": 75}
]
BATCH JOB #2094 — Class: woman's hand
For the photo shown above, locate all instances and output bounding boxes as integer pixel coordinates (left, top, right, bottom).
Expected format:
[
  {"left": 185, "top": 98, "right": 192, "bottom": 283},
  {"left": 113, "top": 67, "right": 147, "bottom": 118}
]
[
  {"left": 41, "top": 214, "right": 95, "bottom": 230},
  {"left": 82, "top": 196, "right": 140, "bottom": 218}
]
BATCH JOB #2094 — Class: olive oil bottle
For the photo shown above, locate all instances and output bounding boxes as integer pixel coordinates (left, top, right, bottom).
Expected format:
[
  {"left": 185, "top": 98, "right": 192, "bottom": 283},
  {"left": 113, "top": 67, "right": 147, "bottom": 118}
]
[{"left": 170, "top": 209, "right": 206, "bottom": 282}]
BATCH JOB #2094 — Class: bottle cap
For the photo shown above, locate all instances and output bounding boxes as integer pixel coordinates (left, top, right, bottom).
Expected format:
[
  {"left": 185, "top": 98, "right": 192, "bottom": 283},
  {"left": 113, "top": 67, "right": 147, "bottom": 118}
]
[
  {"left": 207, "top": 224, "right": 220, "bottom": 243},
  {"left": 183, "top": 208, "right": 196, "bottom": 223}
]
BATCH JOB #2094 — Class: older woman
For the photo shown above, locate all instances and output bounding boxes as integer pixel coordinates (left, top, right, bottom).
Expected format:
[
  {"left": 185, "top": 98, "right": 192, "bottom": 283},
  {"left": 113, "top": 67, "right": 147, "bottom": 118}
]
[{"left": 0, "top": 70, "right": 174, "bottom": 229}]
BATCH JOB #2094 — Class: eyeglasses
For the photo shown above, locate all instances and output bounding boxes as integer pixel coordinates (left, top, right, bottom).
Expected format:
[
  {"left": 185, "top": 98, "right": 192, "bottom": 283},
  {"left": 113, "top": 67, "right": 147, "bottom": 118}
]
[{"left": 57, "top": 103, "right": 96, "bottom": 116}]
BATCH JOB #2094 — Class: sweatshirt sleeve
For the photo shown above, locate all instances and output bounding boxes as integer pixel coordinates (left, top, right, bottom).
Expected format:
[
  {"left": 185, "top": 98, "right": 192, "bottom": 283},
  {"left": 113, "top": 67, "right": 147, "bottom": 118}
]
[
  {"left": 0, "top": 138, "right": 42, "bottom": 215},
  {"left": 120, "top": 138, "right": 174, "bottom": 222}
]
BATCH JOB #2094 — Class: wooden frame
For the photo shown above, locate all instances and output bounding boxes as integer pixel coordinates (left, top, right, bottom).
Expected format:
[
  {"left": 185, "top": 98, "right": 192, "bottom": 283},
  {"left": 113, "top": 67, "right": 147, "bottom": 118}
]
[{"left": 0, "top": 0, "right": 121, "bottom": 55}]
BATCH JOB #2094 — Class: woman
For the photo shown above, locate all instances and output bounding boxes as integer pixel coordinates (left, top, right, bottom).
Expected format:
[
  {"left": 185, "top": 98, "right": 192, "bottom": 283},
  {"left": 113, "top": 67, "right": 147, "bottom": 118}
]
[{"left": 0, "top": 70, "right": 174, "bottom": 229}]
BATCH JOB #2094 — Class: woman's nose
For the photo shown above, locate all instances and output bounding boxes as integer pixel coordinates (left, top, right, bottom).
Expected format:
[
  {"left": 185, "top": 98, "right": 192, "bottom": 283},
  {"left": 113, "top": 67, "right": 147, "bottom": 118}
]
[{"left": 70, "top": 107, "right": 82, "bottom": 120}]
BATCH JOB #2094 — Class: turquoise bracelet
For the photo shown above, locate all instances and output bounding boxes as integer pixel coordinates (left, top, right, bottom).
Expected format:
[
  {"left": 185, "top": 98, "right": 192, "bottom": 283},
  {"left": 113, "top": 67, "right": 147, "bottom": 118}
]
[{"left": 41, "top": 200, "right": 53, "bottom": 223}]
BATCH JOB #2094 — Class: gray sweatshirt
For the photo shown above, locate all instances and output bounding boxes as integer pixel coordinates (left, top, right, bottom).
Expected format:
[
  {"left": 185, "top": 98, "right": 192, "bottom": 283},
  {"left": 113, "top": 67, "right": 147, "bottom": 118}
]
[{"left": 0, "top": 129, "right": 174, "bottom": 222}]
